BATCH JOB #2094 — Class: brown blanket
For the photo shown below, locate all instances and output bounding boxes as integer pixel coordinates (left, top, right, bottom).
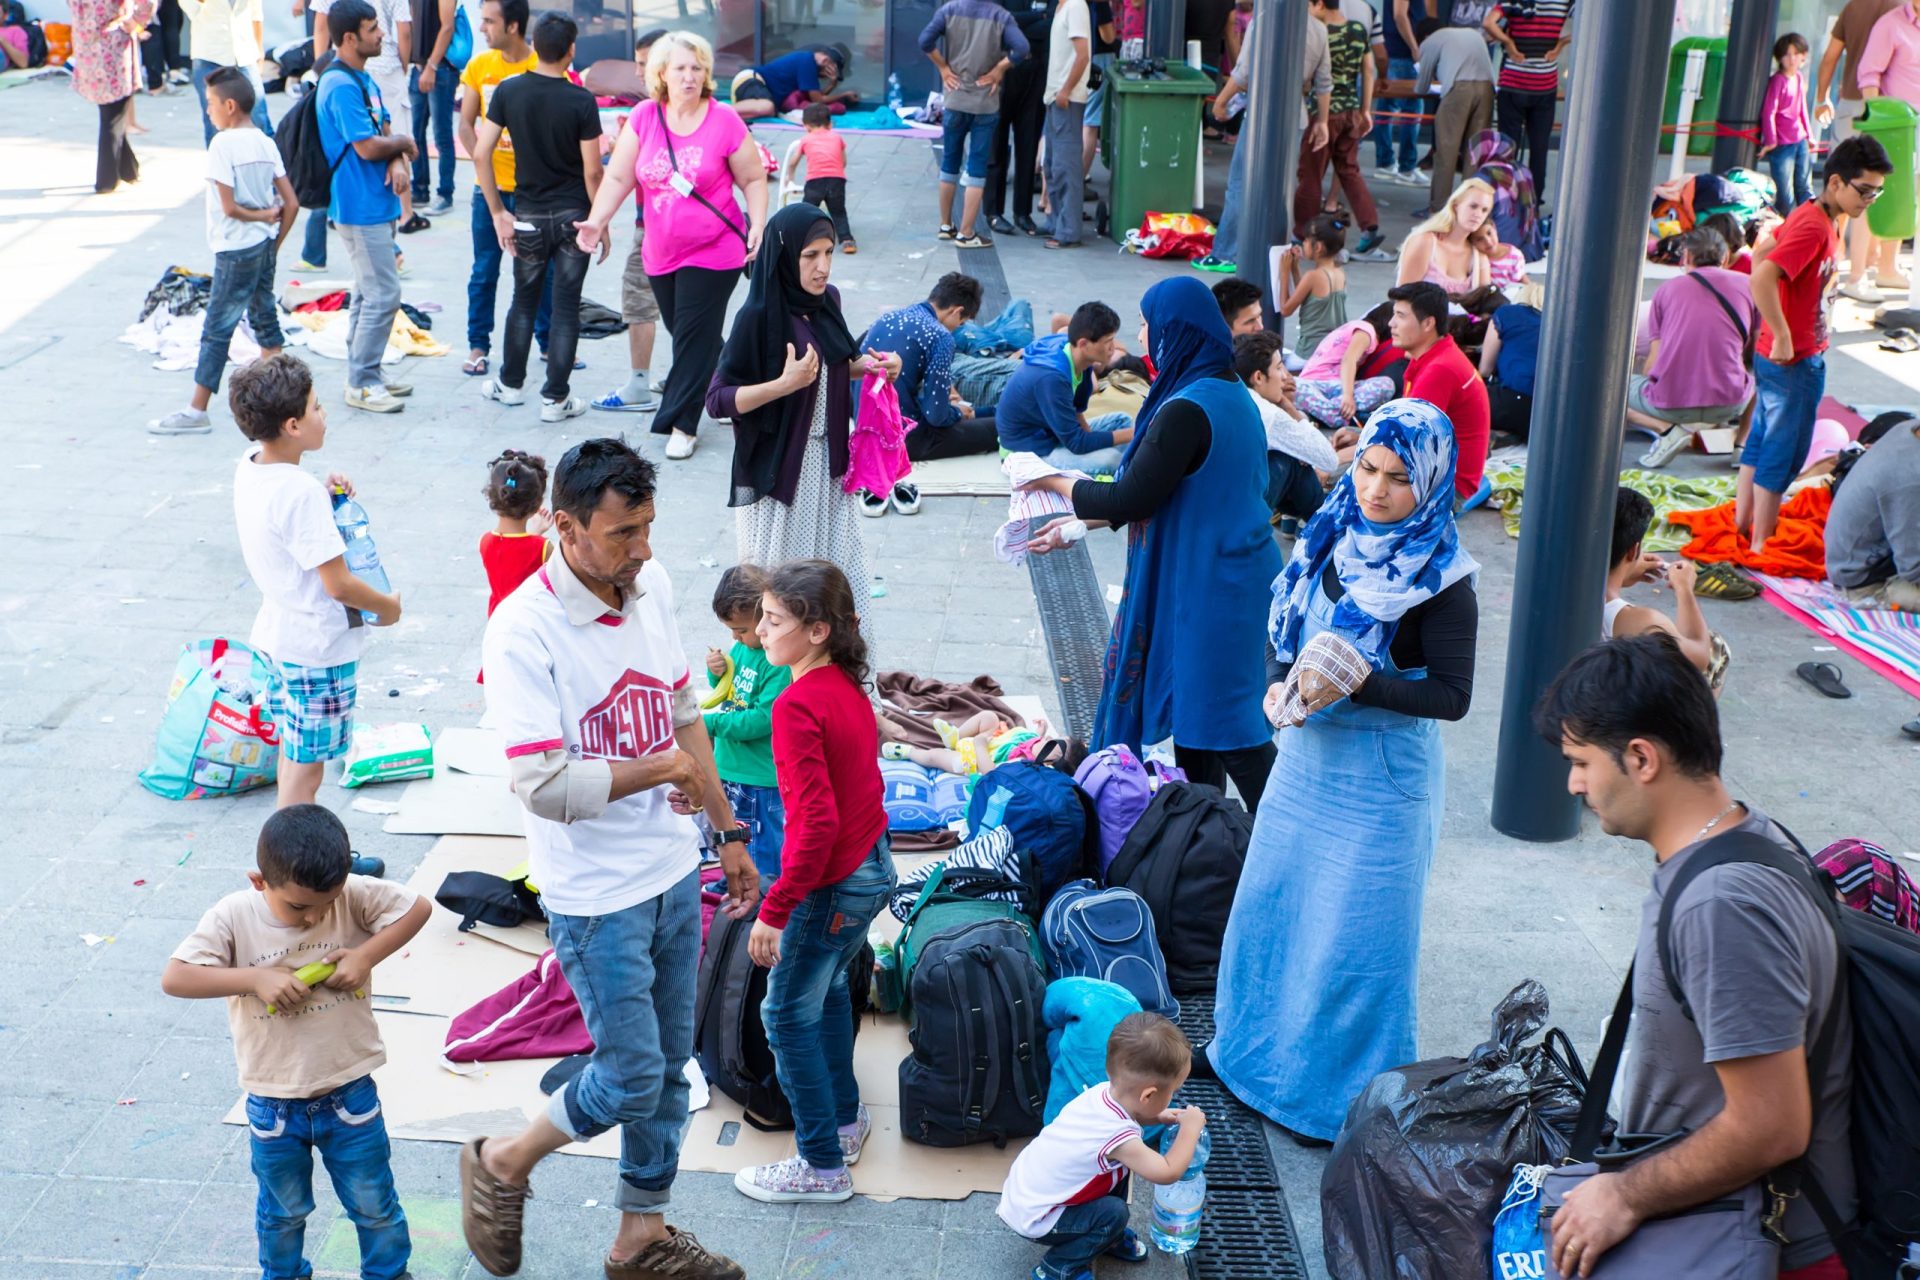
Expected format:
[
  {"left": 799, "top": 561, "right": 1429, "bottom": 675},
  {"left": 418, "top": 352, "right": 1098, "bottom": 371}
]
[{"left": 875, "top": 672, "right": 1024, "bottom": 749}]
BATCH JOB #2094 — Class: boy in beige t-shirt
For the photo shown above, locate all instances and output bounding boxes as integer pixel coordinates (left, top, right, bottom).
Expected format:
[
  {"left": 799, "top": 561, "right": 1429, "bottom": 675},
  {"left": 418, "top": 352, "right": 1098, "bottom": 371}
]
[{"left": 163, "top": 804, "right": 430, "bottom": 1280}]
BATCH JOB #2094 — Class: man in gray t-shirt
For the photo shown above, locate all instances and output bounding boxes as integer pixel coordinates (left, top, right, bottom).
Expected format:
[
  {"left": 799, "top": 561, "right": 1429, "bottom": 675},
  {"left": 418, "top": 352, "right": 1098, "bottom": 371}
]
[
  {"left": 1824, "top": 415, "right": 1920, "bottom": 609},
  {"left": 1535, "top": 633, "right": 1856, "bottom": 1279}
]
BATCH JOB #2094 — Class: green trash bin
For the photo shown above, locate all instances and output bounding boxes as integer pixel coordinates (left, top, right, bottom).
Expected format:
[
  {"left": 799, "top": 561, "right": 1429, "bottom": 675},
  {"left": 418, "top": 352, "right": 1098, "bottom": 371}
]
[
  {"left": 1661, "top": 36, "right": 1725, "bottom": 158},
  {"left": 1857, "top": 97, "right": 1919, "bottom": 241},
  {"left": 1104, "top": 63, "right": 1216, "bottom": 246}
]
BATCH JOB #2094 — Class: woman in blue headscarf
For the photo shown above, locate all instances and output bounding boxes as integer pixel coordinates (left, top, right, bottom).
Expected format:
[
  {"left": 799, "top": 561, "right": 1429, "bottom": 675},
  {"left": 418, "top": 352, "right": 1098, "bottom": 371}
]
[
  {"left": 1207, "top": 398, "right": 1481, "bottom": 1143},
  {"left": 1026, "top": 275, "right": 1283, "bottom": 808}
]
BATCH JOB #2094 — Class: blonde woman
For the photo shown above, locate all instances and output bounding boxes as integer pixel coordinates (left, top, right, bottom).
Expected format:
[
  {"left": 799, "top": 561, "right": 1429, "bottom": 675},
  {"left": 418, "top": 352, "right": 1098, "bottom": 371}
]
[
  {"left": 577, "top": 31, "right": 769, "bottom": 460},
  {"left": 1395, "top": 177, "right": 1495, "bottom": 296},
  {"left": 1479, "top": 276, "right": 1543, "bottom": 439}
]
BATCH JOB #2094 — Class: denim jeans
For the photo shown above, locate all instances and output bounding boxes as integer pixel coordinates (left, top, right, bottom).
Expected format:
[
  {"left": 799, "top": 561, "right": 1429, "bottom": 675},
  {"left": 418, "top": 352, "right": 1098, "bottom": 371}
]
[
  {"left": 1214, "top": 128, "right": 1248, "bottom": 265},
  {"left": 1042, "top": 413, "right": 1133, "bottom": 477},
  {"left": 941, "top": 108, "right": 998, "bottom": 187},
  {"left": 1036, "top": 1193, "right": 1129, "bottom": 1275},
  {"left": 409, "top": 63, "right": 456, "bottom": 202},
  {"left": 544, "top": 869, "right": 701, "bottom": 1214},
  {"left": 302, "top": 208, "right": 328, "bottom": 266},
  {"left": 336, "top": 220, "right": 402, "bottom": 391},
  {"left": 761, "top": 836, "right": 896, "bottom": 1169},
  {"left": 246, "top": 1075, "right": 411, "bottom": 1280},
  {"left": 191, "top": 60, "right": 274, "bottom": 145},
  {"left": 468, "top": 188, "right": 553, "bottom": 355},
  {"left": 1767, "top": 139, "right": 1812, "bottom": 216},
  {"left": 501, "top": 206, "right": 590, "bottom": 400},
  {"left": 1744, "top": 352, "right": 1826, "bottom": 493},
  {"left": 1264, "top": 450, "right": 1326, "bottom": 523},
  {"left": 1043, "top": 101, "right": 1086, "bottom": 243},
  {"left": 721, "top": 779, "right": 786, "bottom": 886},
  {"left": 1371, "top": 55, "right": 1420, "bottom": 172},
  {"left": 196, "top": 237, "right": 286, "bottom": 392}
]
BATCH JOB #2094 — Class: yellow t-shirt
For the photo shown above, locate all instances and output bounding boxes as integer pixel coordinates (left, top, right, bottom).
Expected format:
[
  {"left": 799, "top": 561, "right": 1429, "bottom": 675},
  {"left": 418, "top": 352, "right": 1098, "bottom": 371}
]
[{"left": 460, "top": 48, "right": 538, "bottom": 192}]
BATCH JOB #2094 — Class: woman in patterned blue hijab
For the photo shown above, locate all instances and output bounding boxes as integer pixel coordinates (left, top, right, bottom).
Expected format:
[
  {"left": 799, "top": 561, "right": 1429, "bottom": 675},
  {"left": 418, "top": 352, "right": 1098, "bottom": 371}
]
[{"left": 1269, "top": 396, "right": 1480, "bottom": 667}]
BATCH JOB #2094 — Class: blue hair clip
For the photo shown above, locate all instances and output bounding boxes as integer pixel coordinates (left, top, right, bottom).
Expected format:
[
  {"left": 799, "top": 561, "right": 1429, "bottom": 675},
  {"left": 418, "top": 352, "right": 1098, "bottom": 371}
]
[{"left": 505, "top": 477, "right": 518, "bottom": 488}]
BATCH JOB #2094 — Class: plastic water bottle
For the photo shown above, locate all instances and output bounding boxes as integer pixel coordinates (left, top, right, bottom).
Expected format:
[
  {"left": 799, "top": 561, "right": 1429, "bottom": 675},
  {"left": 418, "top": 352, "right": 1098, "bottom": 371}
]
[
  {"left": 1149, "top": 1126, "right": 1209, "bottom": 1255},
  {"left": 331, "top": 488, "right": 392, "bottom": 626},
  {"left": 1896, "top": 1243, "right": 1920, "bottom": 1280},
  {"left": 886, "top": 73, "right": 902, "bottom": 111}
]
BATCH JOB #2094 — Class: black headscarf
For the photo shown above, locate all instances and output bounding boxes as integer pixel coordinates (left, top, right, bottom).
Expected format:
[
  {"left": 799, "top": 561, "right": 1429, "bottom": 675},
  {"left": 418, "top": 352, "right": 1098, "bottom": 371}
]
[{"left": 719, "top": 204, "right": 859, "bottom": 503}]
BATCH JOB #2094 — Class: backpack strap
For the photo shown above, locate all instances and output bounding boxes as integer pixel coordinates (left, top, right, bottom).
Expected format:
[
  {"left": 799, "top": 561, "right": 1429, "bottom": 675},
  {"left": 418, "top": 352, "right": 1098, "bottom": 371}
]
[
  {"left": 987, "top": 947, "right": 1047, "bottom": 1122},
  {"left": 1569, "top": 965, "right": 1635, "bottom": 1163},
  {"left": 960, "top": 956, "right": 994, "bottom": 1141}
]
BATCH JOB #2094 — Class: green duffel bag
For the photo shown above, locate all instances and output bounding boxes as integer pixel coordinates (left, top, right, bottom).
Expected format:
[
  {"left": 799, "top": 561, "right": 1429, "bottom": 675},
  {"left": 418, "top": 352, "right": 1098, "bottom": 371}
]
[{"left": 882, "top": 862, "right": 1044, "bottom": 1018}]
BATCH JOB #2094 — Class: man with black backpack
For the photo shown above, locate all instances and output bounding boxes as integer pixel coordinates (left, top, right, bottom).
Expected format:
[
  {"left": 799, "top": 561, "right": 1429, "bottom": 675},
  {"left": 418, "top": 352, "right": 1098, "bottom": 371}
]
[
  {"left": 313, "top": 0, "right": 417, "bottom": 414},
  {"left": 1534, "top": 634, "right": 1856, "bottom": 1280}
]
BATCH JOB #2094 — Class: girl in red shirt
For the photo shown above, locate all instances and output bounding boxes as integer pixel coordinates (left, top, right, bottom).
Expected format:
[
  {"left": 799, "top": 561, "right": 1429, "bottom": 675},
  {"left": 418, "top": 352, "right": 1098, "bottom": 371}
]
[
  {"left": 476, "top": 450, "right": 550, "bottom": 683},
  {"left": 736, "top": 558, "right": 893, "bottom": 1205}
]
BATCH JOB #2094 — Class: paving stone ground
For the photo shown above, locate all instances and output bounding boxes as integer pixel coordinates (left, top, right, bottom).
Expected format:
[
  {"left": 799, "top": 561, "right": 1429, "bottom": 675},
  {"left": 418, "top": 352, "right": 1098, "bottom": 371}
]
[{"left": 2, "top": 76, "right": 1916, "bottom": 1279}]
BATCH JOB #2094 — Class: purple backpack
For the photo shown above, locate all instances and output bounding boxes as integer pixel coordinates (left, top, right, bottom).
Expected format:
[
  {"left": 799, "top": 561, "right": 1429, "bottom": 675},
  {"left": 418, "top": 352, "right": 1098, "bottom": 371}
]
[{"left": 1074, "top": 746, "right": 1184, "bottom": 874}]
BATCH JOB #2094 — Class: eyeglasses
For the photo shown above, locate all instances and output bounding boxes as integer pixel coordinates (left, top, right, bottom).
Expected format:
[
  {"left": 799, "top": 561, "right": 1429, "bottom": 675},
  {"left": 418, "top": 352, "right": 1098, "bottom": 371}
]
[{"left": 1851, "top": 180, "right": 1887, "bottom": 204}]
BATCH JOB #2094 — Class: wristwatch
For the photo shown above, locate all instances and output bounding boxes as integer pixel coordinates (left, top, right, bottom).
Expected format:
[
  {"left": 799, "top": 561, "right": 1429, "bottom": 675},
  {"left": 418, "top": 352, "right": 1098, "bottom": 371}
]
[{"left": 710, "top": 823, "right": 751, "bottom": 847}]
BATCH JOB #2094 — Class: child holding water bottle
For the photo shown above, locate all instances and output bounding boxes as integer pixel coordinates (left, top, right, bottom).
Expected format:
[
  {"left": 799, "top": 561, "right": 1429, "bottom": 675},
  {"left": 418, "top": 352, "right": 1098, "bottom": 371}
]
[
  {"left": 229, "top": 355, "right": 402, "bottom": 812},
  {"left": 998, "top": 1013, "right": 1208, "bottom": 1280}
]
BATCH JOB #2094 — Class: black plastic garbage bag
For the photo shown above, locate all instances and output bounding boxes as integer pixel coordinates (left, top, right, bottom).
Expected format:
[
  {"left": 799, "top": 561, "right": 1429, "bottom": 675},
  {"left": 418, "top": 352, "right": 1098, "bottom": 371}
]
[{"left": 1319, "top": 979, "right": 1596, "bottom": 1280}]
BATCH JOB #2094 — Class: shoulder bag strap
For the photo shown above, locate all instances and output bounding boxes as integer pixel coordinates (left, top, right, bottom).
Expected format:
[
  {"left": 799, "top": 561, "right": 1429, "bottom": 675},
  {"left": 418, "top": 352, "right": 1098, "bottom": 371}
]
[
  {"left": 1682, "top": 270, "right": 1755, "bottom": 367},
  {"left": 656, "top": 104, "right": 749, "bottom": 246},
  {"left": 1569, "top": 967, "right": 1635, "bottom": 1163}
]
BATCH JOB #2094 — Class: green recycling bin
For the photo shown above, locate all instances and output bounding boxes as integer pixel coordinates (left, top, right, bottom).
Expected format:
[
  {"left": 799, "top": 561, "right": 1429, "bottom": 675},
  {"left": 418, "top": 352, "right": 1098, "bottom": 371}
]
[
  {"left": 1105, "top": 63, "right": 1216, "bottom": 246},
  {"left": 1856, "top": 97, "right": 1918, "bottom": 241},
  {"left": 1661, "top": 36, "right": 1725, "bottom": 158}
]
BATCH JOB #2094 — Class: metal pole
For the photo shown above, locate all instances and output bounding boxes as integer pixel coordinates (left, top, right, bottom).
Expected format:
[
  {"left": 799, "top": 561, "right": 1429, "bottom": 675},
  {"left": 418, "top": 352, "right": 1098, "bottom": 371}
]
[
  {"left": 1147, "top": 0, "right": 1185, "bottom": 63},
  {"left": 1712, "top": 0, "right": 1780, "bottom": 174},
  {"left": 1234, "top": 0, "right": 1307, "bottom": 316},
  {"left": 1489, "top": 0, "right": 1679, "bottom": 842}
]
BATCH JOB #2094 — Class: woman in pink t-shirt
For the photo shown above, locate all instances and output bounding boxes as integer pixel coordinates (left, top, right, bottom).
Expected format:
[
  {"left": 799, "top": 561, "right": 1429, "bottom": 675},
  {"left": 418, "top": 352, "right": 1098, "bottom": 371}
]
[{"left": 578, "top": 30, "right": 769, "bottom": 460}]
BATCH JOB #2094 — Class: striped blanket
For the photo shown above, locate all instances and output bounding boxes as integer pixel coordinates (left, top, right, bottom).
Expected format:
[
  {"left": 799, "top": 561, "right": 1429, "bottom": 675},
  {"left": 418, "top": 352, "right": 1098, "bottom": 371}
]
[{"left": 1756, "top": 574, "right": 1920, "bottom": 695}]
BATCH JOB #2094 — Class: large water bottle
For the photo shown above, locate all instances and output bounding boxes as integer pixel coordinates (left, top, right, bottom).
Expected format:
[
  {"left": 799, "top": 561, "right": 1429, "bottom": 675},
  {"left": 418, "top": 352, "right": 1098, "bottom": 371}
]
[
  {"left": 331, "top": 488, "right": 392, "bottom": 626},
  {"left": 1148, "top": 1125, "right": 1209, "bottom": 1255},
  {"left": 886, "top": 72, "right": 902, "bottom": 111}
]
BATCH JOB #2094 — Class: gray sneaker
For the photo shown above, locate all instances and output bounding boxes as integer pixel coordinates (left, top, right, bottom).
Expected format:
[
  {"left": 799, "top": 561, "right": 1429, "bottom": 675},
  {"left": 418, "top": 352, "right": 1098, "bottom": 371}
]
[
  {"left": 733, "top": 1154, "right": 854, "bottom": 1204},
  {"left": 1638, "top": 425, "right": 1695, "bottom": 469},
  {"left": 426, "top": 194, "right": 455, "bottom": 216},
  {"left": 147, "top": 408, "right": 212, "bottom": 435},
  {"left": 839, "top": 1103, "right": 872, "bottom": 1164}
]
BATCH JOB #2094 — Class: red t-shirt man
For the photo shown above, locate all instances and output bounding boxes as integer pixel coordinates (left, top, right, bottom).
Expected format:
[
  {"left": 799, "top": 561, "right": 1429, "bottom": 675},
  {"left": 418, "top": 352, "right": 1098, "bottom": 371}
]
[
  {"left": 1756, "top": 198, "right": 1840, "bottom": 364},
  {"left": 1403, "top": 334, "right": 1491, "bottom": 501}
]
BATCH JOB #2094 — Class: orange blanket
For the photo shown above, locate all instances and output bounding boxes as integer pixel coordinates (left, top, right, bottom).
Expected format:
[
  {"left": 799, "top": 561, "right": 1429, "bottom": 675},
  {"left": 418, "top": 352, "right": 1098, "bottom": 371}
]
[{"left": 1669, "top": 484, "right": 1831, "bottom": 578}]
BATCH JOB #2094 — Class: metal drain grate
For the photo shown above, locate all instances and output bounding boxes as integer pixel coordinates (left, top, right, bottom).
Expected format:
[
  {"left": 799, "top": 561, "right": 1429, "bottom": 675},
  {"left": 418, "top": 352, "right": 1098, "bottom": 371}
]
[
  {"left": 1186, "top": 1185, "right": 1311, "bottom": 1280},
  {"left": 1175, "top": 993, "right": 1217, "bottom": 1048},
  {"left": 1171, "top": 1079, "right": 1278, "bottom": 1190},
  {"left": 1026, "top": 540, "right": 1110, "bottom": 743}
]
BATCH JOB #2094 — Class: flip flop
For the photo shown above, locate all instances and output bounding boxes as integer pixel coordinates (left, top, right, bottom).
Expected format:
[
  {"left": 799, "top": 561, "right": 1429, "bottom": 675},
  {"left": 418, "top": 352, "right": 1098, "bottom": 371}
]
[
  {"left": 463, "top": 355, "right": 489, "bottom": 376},
  {"left": 1795, "top": 661, "right": 1852, "bottom": 699},
  {"left": 1902, "top": 718, "right": 1920, "bottom": 741},
  {"left": 1104, "top": 1228, "right": 1149, "bottom": 1263}
]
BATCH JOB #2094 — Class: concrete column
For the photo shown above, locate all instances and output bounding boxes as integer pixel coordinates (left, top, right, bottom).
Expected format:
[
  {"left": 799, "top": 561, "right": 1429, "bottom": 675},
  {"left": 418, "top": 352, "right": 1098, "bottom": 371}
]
[
  {"left": 1713, "top": 0, "right": 1781, "bottom": 174},
  {"left": 1234, "top": 0, "right": 1309, "bottom": 313},
  {"left": 1490, "top": 0, "right": 1680, "bottom": 841}
]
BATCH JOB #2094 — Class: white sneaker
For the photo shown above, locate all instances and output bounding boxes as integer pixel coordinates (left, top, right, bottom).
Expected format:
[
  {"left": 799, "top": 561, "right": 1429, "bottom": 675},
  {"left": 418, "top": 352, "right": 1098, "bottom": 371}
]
[
  {"left": 382, "top": 380, "right": 413, "bottom": 398},
  {"left": 890, "top": 481, "right": 922, "bottom": 516},
  {"left": 665, "top": 429, "right": 697, "bottom": 460},
  {"left": 425, "top": 194, "right": 455, "bottom": 216},
  {"left": 480, "top": 378, "right": 526, "bottom": 406},
  {"left": 1393, "top": 169, "right": 1424, "bottom": 186},
  {"left": 1372, "top": 165, "right": 1399, "bottom": 181},
  {"left": 540, "top": 395, "right": 588, "bottom": 423},
  {"left": 1839, "top": 278, "right": 1885, "bottom": 304},
  {"left": 1638, "top": 425, "right": 1695, "bottom": 469},
  {"left": 147, "top": 408, "right": 212, "bottom": 435},
  {"left": 856, "top": 489, "right": 890, "bottom": 517},
  {"left": 345, "top": 385, "right": 405, "bottom": 414}
]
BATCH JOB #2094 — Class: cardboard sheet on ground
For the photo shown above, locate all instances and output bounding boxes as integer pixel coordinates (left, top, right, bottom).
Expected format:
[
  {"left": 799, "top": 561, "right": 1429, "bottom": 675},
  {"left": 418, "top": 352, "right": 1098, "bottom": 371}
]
[
  {"left": 373, "top": 835, "right": 549, "bottom": 1018},
  {"left": 383, "top": 763, "right": 523, "bottom": 836}
]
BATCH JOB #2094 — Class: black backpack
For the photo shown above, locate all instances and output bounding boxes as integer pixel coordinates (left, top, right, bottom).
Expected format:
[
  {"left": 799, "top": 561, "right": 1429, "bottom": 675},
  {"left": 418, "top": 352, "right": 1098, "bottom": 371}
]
[
  {"left": 1103, "top": 782, "right": 1251, "bottom": 993},
  {"left": 1649, "top": 828, "right": 1920, "bottom": 1279},
  {"left": 433, "top": 870, "right": 543, "bottom": 931},
  {"left": 277, "top": 63, "right": 368, "bottom": 211},
  {"left": 23, "top": 19, "right": 46, "bottom": 67},
  {"left": 898, "top": 916, "right": 1049, "bottom": 1148},
  {"left": 693, "top": 906, "right": 872, "bottom": 1131}
]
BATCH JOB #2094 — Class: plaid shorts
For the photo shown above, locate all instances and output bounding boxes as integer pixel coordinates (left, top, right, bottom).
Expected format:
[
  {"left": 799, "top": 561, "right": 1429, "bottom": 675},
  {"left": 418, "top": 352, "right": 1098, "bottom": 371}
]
[{"left": 269, "top": 661, "right": 359, "bottom": 764}]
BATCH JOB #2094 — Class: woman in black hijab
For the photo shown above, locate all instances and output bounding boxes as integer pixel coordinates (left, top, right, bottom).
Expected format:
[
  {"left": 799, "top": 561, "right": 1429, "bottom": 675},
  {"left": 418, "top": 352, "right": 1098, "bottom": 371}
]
[{"left": 707, "top": 204, "right": 900, "bottom": 625}]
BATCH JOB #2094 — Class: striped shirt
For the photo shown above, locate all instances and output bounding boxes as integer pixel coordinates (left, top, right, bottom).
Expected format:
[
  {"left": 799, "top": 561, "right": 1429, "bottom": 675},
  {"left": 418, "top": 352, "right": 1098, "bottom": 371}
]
[{"left": 1492, "top": 0, "right": 1572, "bottom": 94}]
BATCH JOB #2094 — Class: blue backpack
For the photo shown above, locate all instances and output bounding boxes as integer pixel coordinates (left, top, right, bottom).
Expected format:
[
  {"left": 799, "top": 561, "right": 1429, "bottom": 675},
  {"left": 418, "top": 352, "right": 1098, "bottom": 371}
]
[
  {"left": 965, "top": 749, "right": 1095, "bottom": 901},
  {"left": 1040, "top": 879, "right": 1179, "bottom": 1020}
]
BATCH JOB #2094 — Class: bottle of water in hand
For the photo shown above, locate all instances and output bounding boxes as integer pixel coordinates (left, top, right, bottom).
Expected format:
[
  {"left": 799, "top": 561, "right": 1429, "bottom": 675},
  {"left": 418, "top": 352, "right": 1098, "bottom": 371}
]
[
  {"left": 331, "top": 488, "right": 392, "bottom": 627},
  {"left": 1149, "top": 1126, "right": 1209, "bottom": 1255}
]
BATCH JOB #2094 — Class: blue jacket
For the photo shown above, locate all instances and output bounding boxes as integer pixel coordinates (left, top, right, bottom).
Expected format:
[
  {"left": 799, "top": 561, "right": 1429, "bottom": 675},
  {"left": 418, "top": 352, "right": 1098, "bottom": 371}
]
[{"left": 996, "top": 334, "right": 1109, "bottom": 456}]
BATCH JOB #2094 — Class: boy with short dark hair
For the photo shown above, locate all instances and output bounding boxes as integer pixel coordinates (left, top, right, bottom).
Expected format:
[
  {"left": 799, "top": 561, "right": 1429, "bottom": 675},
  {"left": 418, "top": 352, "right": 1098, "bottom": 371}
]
[
  {"left": 229, "top": 355, "right": 404, "bottom": 808},
  {"left": 149, "top": 66, "right": 299, "bottom": 436},
  {"left": 161, "top": 804, "right": 431, "bottom": 1280},
  {"left": 1605, "top": 486, "right": 1727, "bottom": 690},
  {"left": 999, "top": 1012, "right": 1208, "bottom": 1280},
  {"left": 704, "top": 563, "right": 792, "bottom": 884},
  {"left": 997, "top": 300, "right": 1135, "bottom": 474},
  {"left": 1234, "top": 330, "right": 1338, "bottom": 526},
  {"left": 1212, "top": 277, "right": 1265, "bottom": 337}
]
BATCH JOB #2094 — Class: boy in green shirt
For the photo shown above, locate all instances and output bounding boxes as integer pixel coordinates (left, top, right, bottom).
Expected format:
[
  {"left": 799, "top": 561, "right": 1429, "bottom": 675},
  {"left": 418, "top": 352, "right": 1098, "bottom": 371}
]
[{"left": 704, "top": 565, "right": 791, "bottom": 883}]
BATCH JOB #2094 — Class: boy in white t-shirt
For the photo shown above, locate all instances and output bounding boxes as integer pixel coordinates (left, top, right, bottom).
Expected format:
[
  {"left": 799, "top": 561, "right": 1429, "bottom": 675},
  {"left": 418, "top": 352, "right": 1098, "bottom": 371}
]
[
  {"left": 999, "top": 1013, "right": 1209, "bottom": 1280},
  {"left": 149, "top": 67, "right": 299, "bottom": 437},
  {"left": 228, "top": 355, "right": 404, "bottom": 813},
  {"left": 163, "top": 804, "right": 430, "bottom": 1280}
]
